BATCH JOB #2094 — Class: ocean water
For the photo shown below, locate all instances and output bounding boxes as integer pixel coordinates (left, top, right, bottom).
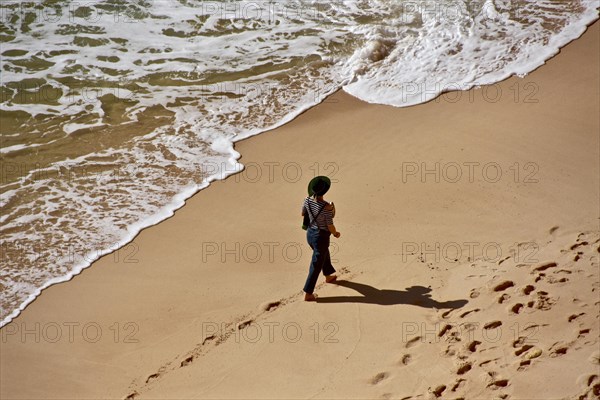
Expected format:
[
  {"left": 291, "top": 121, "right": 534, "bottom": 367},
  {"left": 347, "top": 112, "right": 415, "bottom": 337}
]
[{"left": 0, "top": 0, "right": 598, "bottom": 326}]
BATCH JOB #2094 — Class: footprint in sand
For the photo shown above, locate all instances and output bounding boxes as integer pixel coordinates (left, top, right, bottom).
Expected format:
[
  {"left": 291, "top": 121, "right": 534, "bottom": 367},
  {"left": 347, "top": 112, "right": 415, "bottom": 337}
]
[
  {"left": 484, "top": 321, "right": 502, "bottom": 330},
  {"left": 547, "top": 276, "right": 569, "bottom": 284},
  {"left": 515, "top": 345, "right": 542, "bottom": 360},
  {"left": 514, "top": 345, "right": 533, "bottom": 356},
  {"left": 405, "top": 336, "right": 422, "bottom": 348},
  {"left": 498, "top": 294, "right": 510, "bottom": 304},
  {"left": 237, "top": 319, "right": 254, "bottom": 330},
  {"left": 488, "top": 379, "right": 510, "bottom": 389},
  {"left": 259, "top": 300, "right": 281, "bottom": 312},
  {"left": 586, "top": 374, "right": 598, "bottom": 386},
  {"left": 576, "top": 373, "right": 600, "bottom": 399},
  {"left": 586, "top": 375, "right": 599, "bottom": 394},
  {"left": 369, "top": 372, "right": 389, "bottom": 385},
  {"left": 470, "top": 289, "right": 480, "bottom": 299},
  {"left": 400, "top": 354, "right": 412, "bottom": 366},
  {"left": 517, "top": 360, "right": 531, "bottom": 371},
  {"left": 202, "top": 334, "right": 216, "bottom": 346},
  {"left": 551, "top": 347, "right": 568, "bottom": 357},
  {"left": 498, "top": 256, "right": 511, "bottom": 265},
  {"left": 468, "top": 340, "right": 482, "bottom": 352},
  {"left": 443, "top": 345, "right": 457, "bottom": 357},
  {"left": 523, "top": 323, "right": 548, "bottom": 332},
  {"left": 461, "top": 323, "right": 477, "bottom": 335},
  {"left": 479, "top": 358, "right": 499, "bottom": 367},
  {"left": 510, "top": 303, "right": 524, "bottom": 314},
  {"left": 431, "top": 385, "right": 446, "bottom": 398},
  {"left": 180, "top": 355, "right": 194, "bottom": 367},
  {"left": 549, "top": 342, "right": 569, "bottom": 357},
  {"left": 527, "top": 300, "right": 535, "bottom": 308},
  {"left": 570, "top": 241, "right": 589, "bottom": 251},
  {"left": 451, "top": 378, "right": 466, "bottom": 392},
  {"left": 456, "top": 362, "right": 472, "bottom": 375},
  {"left": 493, "top": 281, "right": 515, "bottom": 292},
  {"left": 533, "top": 291, "right": 556, "bottom": 310},
  {"left": 522, "top": 285, "right": 535, "bottom": 295},
  {"left": 460, "top": 308, "right": 480, "bottom": 318},
  {"left": 533, "top": 262, "right": 558, "bottom": 272},
  {"left": 523, "top": 291, "right": 553, "bottom": 310},
  {"left": 556, "top": 269, "right": 573, "bottom": 274},
  {"left": 513, "top": 336, "right": 529, "bottom": 347},
  {"left": 438, "top": 324, "right": 452, "bottom": 337},
  {"left": 145, "top": 373, "right": 160, "bottom": 383},
  {"left": 578, "top": 328, "right": 591, "bottom": 339},
  {"left": 568, "top": 312, "right": 585, "bottom": 322}
]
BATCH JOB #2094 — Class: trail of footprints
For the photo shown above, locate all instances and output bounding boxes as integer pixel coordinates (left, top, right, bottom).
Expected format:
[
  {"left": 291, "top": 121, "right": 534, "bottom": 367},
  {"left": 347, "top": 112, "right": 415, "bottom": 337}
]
[
  {"left": 123, "top": 268, "right": 355, "bottom": 399},
  {"left": 122, "top": 231, "right": 597, "bottom": 399},
  {"left": 366, "top": 230, "right": 599, "bottom": 399},
  {"left": 123, "top": 301, "right": 295, "bottom": 398}
]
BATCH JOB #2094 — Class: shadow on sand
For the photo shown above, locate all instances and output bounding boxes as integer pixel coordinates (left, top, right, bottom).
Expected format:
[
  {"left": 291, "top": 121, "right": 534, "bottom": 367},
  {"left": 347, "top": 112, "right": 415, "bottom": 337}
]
[{"left": 316, "top": 280, "right": 468, "bottom": 309}]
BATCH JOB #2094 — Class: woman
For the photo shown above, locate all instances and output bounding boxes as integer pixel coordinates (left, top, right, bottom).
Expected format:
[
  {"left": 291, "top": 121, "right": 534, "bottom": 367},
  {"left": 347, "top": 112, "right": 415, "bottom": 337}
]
[{"left": 301, "top": 176, "right": 341, "bottom": 301}]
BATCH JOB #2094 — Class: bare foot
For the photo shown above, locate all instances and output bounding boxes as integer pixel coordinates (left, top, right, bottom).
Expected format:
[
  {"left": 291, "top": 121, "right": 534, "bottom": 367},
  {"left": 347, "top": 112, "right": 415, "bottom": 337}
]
[
  {"left": 304, "top": 293, "right": 318, "bottom": 302},
  {"left": 325, "top": 275, "right": 337, "bottom": 283}
]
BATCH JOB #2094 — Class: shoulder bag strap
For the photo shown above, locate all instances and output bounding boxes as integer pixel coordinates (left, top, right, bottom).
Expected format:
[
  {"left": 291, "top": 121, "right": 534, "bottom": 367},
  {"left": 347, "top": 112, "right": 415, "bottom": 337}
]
[{"left": 306, "top": 197, "right": 327, "bottom": 228}]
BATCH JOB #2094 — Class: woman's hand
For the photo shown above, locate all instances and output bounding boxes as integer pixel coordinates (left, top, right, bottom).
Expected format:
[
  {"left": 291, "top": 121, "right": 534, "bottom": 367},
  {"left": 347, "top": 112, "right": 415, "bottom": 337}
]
[{"left": 328, "top": 225, "right": 340, "bottom": 238}]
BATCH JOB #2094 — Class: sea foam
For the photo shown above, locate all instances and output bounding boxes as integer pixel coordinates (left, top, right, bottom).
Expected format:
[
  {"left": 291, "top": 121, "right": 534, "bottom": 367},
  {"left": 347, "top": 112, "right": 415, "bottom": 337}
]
[{"left": 1, "top": 0, "right": 598, "bottom": 327}]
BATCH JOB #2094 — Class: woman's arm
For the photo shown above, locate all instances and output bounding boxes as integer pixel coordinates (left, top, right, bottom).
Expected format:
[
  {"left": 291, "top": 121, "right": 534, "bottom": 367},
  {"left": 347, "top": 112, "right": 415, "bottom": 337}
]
[
  {"left": 325, "top": 202, "right": 339, "bottom": 237},
  {"left": 328, "top": 224, "right": 341, "bottom": 238}
]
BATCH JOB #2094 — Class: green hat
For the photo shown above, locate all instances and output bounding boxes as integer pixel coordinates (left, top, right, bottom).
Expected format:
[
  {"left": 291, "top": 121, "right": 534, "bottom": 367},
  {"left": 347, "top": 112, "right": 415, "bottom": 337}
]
[{"left": 308, "top": 176, "right": 331, "bottom": 196}]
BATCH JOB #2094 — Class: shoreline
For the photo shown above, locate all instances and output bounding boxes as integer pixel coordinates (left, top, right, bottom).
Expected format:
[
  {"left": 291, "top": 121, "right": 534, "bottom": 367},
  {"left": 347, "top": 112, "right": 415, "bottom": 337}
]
[
  {"left": 2, "top": 20, "right": 598, "bottom": 330},
  {"left": 1, "top": 21, "right": 599, "bottom": 400}
]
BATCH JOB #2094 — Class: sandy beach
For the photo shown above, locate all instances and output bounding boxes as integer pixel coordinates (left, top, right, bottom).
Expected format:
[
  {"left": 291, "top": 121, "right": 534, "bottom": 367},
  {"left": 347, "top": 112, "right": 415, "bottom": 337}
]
[{"left": 1, "top": 21, "right": 599, "bottom": 400}]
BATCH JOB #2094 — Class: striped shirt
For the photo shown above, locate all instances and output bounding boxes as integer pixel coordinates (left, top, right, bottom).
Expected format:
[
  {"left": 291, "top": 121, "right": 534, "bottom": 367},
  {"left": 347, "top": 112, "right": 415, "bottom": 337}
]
[{"left": 302, "top": 197, "right": 333, "bottom": 231}]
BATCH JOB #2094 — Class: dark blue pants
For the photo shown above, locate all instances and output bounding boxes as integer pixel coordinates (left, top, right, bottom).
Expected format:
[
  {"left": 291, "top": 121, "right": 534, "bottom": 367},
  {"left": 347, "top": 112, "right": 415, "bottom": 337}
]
[{"left": 303, "top": 227, "right": 336, "bottom": 294}]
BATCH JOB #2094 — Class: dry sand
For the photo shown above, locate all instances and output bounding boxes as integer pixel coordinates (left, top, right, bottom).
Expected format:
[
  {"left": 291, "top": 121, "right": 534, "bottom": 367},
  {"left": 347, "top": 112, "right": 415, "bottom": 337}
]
[{"left": 1, "top": 22, "right": 599, "bottom": 400}]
